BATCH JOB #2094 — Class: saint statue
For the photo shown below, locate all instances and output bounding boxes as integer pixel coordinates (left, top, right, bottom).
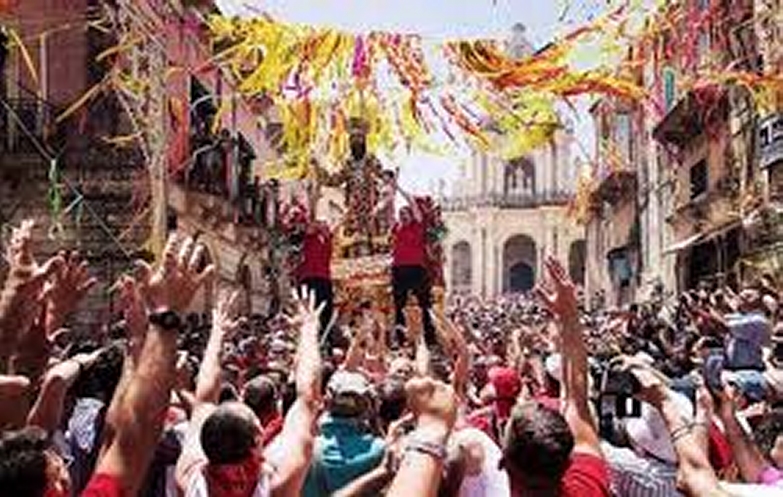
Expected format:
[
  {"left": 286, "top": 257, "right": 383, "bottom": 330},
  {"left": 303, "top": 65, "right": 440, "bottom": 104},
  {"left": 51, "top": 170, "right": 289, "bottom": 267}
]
[{"left": 318, "top": 117, "right": 384, "bottom": 257}]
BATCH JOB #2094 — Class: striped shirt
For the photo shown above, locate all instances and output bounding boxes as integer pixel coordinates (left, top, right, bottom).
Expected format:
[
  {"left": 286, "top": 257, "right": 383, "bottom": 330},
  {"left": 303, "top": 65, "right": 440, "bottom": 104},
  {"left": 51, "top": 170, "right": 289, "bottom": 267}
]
[{"left": 601, "top": 443, "right": 683, "bottom": 497}]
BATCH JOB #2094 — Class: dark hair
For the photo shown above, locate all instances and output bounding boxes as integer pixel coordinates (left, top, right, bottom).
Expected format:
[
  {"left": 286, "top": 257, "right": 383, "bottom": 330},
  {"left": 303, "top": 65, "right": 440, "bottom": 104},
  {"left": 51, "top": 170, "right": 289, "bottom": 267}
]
[
  {"left": 378, "top": 378, "right": 407, "bottom": 427},
  {"left": 219, "top": 383, "right": 239, "bottom": 404},
  {"left": 243, "top": 375, "right": 278, "bottom": 420},
  {"left": 281, "top": 381, "right": 297, "bottom": 416},
  {"left": 754, "top": 409, "right": 783, "bottom": 460},
  {"left": 70, "top": 344, "right": 124, "bottom": 402},
  {"left": 502, "top": 403, "right": 575, "bottom": 485},
  {"left": 0, "top": 427, "right": 51, "bottom": 497},
  {"left": 201, "top": 405, "right": 257, "bottom": 465}
]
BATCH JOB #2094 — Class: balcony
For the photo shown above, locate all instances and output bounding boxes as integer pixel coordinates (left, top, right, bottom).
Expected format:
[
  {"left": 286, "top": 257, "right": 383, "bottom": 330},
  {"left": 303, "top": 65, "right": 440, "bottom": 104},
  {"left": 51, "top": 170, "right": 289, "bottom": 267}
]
[
  {"left": 591, "top": 167, "right": 637, "bottom": 205},
  {"left": 0, "top": 97, "right": 60, "bottom": 155},
  {"left": 440, "top": 190, "right": 571, "bottom": 212},
  {"left": 760, "top": 113, "right": 783, "bottom": 170},
  {"left": 653, "top": 90, "right": 728, "bottom": 148}
]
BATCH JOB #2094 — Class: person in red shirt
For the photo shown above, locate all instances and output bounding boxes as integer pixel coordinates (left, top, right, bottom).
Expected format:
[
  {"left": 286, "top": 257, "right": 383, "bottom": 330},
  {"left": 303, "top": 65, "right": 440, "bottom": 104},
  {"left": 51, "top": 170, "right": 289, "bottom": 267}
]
[
  {"left": 391, "top": 187, "right": 436, "bottom": 348},
  {"left": 297, "top": 218, "right": 335, "bottom": 339},
  {"left": 500, "top": 258, "right": 610, "bottom": 497}
]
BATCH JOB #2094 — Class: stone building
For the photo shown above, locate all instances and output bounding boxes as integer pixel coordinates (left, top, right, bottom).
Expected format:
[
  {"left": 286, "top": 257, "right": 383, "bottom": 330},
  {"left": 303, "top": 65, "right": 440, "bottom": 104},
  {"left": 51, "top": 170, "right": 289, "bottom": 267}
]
[
  {"left": 586, "top": 0, "right": 775, "bottom": 306},
  {"left": 441, "top": 124, "right": 585, "bottom": 298},
  {"left": 0, "top": 0, "right": 281, "bottom": 323}
]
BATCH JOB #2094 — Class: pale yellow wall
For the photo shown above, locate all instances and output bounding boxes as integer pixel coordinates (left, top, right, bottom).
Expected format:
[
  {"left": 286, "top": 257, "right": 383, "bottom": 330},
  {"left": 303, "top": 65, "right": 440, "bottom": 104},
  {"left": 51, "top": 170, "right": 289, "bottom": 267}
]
[{"left": 443, "top": 205, "right": 584, "bottom": 297}]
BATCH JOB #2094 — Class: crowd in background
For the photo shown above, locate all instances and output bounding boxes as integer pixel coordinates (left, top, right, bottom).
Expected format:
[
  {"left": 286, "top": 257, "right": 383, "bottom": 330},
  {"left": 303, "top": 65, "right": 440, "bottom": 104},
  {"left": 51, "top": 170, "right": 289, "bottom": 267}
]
[{"left": 0, "top": 219, "right": 782, "bottom": 497}]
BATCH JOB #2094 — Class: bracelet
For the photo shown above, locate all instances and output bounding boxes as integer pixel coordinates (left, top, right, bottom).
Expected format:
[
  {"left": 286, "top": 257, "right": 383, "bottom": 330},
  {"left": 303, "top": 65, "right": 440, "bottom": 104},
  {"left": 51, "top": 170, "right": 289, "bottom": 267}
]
[
  {"left": 670, "top": 423, "right": 696, "bottom": 444},
  {"left": 691, "top": 421, "right": 710, "bottom": 432},
  {"left": 405, "top": 439, "right": 447, "bottom": 461}
]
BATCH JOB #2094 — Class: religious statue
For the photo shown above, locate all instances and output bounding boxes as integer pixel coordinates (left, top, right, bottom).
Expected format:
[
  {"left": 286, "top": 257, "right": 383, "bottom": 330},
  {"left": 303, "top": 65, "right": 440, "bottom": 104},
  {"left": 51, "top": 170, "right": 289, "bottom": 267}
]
[{"left": 318, "top": 117, "right": 384, "bottom": 257}]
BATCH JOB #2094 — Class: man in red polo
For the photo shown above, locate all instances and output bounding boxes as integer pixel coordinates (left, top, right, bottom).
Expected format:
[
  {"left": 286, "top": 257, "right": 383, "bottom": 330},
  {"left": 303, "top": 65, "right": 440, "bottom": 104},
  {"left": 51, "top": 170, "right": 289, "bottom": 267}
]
[{"left": 391, "top": 187, "right": 436, "bottom": 348}]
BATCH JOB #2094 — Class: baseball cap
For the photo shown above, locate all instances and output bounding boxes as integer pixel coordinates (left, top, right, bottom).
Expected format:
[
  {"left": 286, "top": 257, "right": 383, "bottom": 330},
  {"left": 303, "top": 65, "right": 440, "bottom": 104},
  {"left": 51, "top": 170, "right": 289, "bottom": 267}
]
[
  {"left": 726, "top": 370, "right": 768, "bottom": 404},
  {"left": 488, "top": 367, "right": 521, "bottom": 420},
  {"left": 327, "top": 370, "right": 373, "bottom": 398}
]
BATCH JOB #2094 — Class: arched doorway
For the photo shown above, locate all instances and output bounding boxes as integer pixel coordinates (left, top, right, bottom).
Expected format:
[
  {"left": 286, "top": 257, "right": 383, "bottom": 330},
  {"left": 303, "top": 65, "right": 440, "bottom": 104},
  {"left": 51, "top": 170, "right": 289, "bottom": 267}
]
[
  {"left": 451, "top": 241, "right": 472, "bottom": 293},
  {"left": 568, "top": 240, "right": 587, "bottom": 285},
  {"left": 503, "top": 235, "right": 537, "bottom": 293}
]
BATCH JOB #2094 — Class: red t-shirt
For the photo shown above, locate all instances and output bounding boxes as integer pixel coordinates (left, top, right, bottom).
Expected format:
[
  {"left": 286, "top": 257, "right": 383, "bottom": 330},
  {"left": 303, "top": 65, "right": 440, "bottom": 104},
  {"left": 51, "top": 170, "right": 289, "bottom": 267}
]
[
  {"left": 560, "top": 453, "right": 611, "bottom": 497},
  {"left": 392, "top": 221, "right": 426, "bottom": 267},
  {"left": 297, "top": 226, "right": 332, "bottom": 280},
  {"left": 81, "top": 473, "right": 123, "bottom": 497}
]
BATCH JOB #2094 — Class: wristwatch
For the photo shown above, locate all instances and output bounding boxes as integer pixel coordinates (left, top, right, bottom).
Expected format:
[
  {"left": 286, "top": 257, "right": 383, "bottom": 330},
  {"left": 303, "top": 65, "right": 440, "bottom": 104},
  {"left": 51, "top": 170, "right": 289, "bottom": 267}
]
[{"left": 148, "top": 310, "right": 184, "bottom": 333}]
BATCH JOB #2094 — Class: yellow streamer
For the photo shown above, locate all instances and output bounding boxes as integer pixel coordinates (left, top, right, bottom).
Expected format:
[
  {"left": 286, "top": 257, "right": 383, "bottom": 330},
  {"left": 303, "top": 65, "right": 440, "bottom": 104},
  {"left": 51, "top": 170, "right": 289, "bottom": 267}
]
[{"left": 7, "top": 27, "right": 39, "bottom": 89}]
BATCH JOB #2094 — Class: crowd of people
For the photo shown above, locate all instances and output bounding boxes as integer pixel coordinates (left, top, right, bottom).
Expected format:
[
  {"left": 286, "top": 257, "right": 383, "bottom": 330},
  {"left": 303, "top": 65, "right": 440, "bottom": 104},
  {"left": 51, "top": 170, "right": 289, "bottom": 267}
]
[{"left": 0, "top": 217, "right": 782, "bottom": 497}]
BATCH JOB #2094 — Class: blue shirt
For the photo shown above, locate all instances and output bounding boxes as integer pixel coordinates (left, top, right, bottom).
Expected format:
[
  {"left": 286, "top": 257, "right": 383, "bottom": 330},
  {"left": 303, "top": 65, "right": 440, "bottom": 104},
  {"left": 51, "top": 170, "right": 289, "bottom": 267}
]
[
  {"left": 726, "top": 312, "right": 769, "bottom": 370},
  {"left": 302, "top": 414, "right": 386, "bottom": 497}
]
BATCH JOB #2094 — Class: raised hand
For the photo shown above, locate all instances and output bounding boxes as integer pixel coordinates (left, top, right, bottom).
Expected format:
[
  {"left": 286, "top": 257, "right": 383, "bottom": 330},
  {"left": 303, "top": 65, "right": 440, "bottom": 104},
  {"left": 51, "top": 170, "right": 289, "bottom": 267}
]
[
  {"left": 43, "top": 251, "right": 97, "bottom": 335},
  {"left": 134, "top": 233, "right": 214, "bottom": 313},
  {"left": 1, "top": 221, "right": 64, "bottom": 331},
  {"left": 622, "top": 358, "right": 671, "bottom": 407},
  {"left": 287, "top": 286, "right": 325, "bottom": 332},
  {"left": 534, "top": 257, "right": 579, "bottom": 325},
  {"left": 115, "top": 275, "right": 148, "bottom": 362},
  {"left": 213, "top": 289, "right": 245, "bottom": 336},
  {"left": 405, "top": 376, "right": 458, "bottom": 435}
]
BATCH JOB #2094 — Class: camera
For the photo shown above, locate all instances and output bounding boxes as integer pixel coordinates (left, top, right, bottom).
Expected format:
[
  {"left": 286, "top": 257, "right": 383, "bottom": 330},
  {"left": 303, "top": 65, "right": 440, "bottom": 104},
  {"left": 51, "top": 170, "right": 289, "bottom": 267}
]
[
  {"left": 597, "top": 361, "right": 642, "bottom": 442},
  {"left": 703, "top": 349, "right": 725, "bottom": 394}
]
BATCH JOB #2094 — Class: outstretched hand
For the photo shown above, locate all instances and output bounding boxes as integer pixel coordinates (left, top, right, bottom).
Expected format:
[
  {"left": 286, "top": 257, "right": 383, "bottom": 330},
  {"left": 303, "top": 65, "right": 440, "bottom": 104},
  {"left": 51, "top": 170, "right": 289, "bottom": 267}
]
[
  {"left": 287, "top": 286, "right": 325, "bottom": 333},
  {"left": 534, "top": 257, "right": 579, "bottom": 325},
  {"left": 1, "top": 221, "right": 64, "bottom": 330},
  {"left": 213, "top": 289, "right": 245, "bottom": 336},
  {"left": 134, "top": 234, "right": 214, "bottom": 313},
  {"left": 43, "top": 251, "right": 97, "bottom": 335}
]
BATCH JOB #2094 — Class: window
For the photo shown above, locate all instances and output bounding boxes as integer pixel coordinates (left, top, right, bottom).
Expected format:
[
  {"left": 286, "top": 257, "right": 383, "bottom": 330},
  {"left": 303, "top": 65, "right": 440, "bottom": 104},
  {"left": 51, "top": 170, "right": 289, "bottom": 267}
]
[
  {"left": 690, "top": 159, "right": 708, "bottom": 199},
  {"left": 663, "top": 67, "right": 677, "bottom": 112},
  {"left": 615, "top": 113, "right": 633, "bottom": 165},
  {"left": 697, "top": 29, "right": 711, "bottom": 66}
]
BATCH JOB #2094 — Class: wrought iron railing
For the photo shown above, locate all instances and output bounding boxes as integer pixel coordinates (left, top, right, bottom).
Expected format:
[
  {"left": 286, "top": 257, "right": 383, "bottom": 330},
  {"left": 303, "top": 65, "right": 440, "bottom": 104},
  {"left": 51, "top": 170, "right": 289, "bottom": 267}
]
[
  {"left": 440, "top": 190, "right": 572, "bottom": 211},
  {"left": 0, "top": 79, "right": 61, "bottom": 154}
]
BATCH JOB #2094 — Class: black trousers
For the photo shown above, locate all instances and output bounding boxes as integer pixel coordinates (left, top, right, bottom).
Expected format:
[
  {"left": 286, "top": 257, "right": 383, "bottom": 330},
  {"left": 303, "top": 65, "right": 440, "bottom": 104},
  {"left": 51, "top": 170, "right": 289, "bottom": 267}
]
[
  {"left": 300, "top": 277, "right": 335, "bottom": 344},
  {"left": 392, "top": 265, "right": 436, "bottom": 346}
]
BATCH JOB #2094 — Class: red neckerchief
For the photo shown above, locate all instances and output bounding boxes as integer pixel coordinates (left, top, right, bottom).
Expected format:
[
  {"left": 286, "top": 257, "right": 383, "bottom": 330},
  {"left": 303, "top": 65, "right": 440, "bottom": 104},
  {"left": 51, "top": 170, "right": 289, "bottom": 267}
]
[
  {"left": 260, "top": 412, "right": 284, "bottom": 446},
  {"left": 205, "top": 455, "right": 262, "bottom": 497}
]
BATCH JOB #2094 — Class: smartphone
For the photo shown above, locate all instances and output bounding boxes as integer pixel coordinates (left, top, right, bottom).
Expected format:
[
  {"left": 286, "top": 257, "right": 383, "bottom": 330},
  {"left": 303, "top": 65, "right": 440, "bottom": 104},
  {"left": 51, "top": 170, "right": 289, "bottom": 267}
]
[{"left": 703, "top": 349, "right": 725, "bottom": 394}]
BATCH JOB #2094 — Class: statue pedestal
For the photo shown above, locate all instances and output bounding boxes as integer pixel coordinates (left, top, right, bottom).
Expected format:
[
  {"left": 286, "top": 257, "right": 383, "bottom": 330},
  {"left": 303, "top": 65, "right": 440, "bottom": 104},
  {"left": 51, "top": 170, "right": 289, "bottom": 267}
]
[{"left": 332, "top": 254, "right": 394, "bottom": 318}]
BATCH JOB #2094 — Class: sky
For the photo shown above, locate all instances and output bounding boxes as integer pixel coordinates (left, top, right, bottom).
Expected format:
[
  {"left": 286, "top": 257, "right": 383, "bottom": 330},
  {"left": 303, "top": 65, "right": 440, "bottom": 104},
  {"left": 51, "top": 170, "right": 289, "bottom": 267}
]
[{"left": 215, "top": 0, "right": 606, "bottom": 194}]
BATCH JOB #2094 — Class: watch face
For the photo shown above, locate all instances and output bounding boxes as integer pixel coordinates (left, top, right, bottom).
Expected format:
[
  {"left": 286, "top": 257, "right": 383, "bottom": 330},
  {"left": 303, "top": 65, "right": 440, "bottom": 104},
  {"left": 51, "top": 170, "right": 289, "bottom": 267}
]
[
  {"left": 152, "top": 311, "right": 181, "bottom": 331},
  {"left": 163, "top": 313, "right": 180, "bottom": 329}
]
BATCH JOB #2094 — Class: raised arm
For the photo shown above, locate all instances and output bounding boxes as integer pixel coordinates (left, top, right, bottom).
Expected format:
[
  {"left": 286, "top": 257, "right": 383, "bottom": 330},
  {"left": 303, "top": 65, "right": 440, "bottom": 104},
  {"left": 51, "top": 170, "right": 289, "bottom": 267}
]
[
  {"left": 431, "top": 310, "right": 469, "bottom": 398},
  {"left": 628, "top": 364, "right": 731, "bottom": 497},
  {"left": 175, "top": 289, "right": 243, "bottom": 490},
  {"left": 26, "top": 349, "right": 102, "bottom": 433},
  {"left": 195, "top": 290, "right": 242, "bottom": 404},
  {"left": 270, "top": 288, "right": 324, "bottom": 497},
  {"left": 0, "top": 220, "right": 64, "bottom": 373},
  {"left": 535, "top": 257, "right": 601, "bottom": 457},
  {"left": 716, "top": 384, "right": 770, "bottom": 484},
  {"left": 386, "top": 377, "right": 458, "bottom": 497},
  {"left": 89, "top": 234, "right": 213, "bottom": 496},
  {"left": 397, "top": 185, "right": 423, "bottom": 223}
]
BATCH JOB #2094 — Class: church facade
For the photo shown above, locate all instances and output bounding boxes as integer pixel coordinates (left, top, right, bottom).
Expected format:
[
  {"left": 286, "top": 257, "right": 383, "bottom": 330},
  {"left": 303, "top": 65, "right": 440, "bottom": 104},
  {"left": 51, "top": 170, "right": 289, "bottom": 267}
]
[{"left": 441, "top": 127, "right": 586, "bottom": 298}]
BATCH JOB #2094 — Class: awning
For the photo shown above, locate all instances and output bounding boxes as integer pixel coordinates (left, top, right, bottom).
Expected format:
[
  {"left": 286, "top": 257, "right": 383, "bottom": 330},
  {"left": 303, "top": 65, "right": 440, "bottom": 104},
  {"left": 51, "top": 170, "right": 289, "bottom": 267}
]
[
  {"left": 663, "top": 219, "right": 742, "bottom": 255},
  {"left": 663, "top": 233, "right": 704, "bottom": 255}
]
